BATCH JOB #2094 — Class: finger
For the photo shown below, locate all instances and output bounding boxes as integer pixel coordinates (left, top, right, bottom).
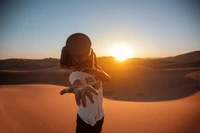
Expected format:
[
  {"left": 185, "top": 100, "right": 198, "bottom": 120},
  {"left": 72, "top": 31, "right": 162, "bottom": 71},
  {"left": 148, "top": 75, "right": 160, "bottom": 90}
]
[
  {"left": 67, "top": 87, "right": 75, "bottom": 93},
  {"left": 88, "top": 86, "right": 98, "bottom": 95},
  {"left": 60, "top": 89, "right": 66, "bottom": 95},
  {"left": 60, "top": 88, "right": 69, "bottom": 95},
  {"left": 75, "top": 91, "right": 81, "bottom": 106},
  {"left": 81, "top": 92, "right": 87, "bottom": 108},
  {"left": 85, "top": 91, "right": 95, "bottom": 104}
]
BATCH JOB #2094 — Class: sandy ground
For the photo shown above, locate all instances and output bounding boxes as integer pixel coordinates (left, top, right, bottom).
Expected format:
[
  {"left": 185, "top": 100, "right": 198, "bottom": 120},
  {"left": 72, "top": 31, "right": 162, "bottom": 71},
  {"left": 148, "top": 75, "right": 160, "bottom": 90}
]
[
  {"left": 0, "top": 84, "right": 200, "bottom": 133},
  {"left": 0, "top": 55, "right": 200, "bottom": 133}
]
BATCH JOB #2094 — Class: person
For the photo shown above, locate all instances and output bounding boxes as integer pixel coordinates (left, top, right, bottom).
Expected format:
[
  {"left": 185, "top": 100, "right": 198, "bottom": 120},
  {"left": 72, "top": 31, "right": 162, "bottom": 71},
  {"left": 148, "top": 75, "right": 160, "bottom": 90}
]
[{"left": 60, "top": 33, "right": 111, "bottom": 133}]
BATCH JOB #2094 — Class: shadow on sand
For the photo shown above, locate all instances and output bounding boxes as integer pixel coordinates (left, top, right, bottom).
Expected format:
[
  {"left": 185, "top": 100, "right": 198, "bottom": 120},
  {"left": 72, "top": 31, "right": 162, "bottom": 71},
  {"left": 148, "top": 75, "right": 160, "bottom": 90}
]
[
  {"left": 103, "top": 66, "right": 200, "bottom": 102},
  {"left": 0, "top": 65, "right": 199, "bottom": 102}
]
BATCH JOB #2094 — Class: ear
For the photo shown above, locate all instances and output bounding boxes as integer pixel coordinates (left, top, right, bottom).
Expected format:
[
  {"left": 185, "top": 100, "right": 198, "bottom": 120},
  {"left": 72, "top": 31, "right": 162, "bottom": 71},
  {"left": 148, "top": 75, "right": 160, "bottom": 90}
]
[{"left": 60, "top": 46, "right": 75, "bottom": 69}]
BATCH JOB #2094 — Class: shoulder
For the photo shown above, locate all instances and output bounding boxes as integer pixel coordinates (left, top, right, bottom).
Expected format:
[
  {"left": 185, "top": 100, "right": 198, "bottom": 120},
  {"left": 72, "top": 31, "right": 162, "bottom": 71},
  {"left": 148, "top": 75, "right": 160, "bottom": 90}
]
[
  {"left": 69, "top": 71, "right": 91, "bottom": 84},
  {"left": 69, "top": 71, "right": 91, "bottom": 77}
]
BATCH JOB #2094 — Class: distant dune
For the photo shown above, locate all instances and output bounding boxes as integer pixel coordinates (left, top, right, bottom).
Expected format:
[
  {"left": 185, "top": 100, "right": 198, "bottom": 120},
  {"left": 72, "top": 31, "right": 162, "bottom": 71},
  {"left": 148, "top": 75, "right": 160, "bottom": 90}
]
[
  {"left": 0, "top": 58, "right": 59, "bottom": 70},
  {"left": 164, "top": 51, "right": 200, "bottom": 63},
  {"left": 0, "top": 51, "right": 200, "bottom": 133},
  {"left": 127, "top": 51, "right": 200, "bottom": 69}
]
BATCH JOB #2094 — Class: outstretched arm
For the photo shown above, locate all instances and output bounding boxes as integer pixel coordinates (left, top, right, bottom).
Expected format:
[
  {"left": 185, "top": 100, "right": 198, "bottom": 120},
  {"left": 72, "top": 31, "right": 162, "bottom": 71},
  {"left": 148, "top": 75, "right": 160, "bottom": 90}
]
[
  {"left": 93, "top": 67, "right": 111, "bottom": 82},
  {"left": 85, "top": 66, "right": 111, "bottom": 82}
]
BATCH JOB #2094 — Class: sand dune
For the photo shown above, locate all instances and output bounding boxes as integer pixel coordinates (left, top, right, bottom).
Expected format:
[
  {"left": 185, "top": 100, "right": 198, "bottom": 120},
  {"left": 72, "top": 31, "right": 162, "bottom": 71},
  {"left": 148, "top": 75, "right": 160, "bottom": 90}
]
[
  {"left": 103, "top": 65, "right": 200, "bottom": 101},
  {"left": 0, "top": 51, "right": 200, "bottom": 133},
  {"left": 0, "top": 84, "right": 200, "bottom": 133}
]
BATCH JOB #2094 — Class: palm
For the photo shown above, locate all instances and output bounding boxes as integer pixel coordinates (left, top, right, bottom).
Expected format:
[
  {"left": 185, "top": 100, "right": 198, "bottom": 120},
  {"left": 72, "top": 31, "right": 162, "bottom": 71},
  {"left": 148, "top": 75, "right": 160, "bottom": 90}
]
[{"left": 60, "top": 85, "right": 98, "bottom": 107}]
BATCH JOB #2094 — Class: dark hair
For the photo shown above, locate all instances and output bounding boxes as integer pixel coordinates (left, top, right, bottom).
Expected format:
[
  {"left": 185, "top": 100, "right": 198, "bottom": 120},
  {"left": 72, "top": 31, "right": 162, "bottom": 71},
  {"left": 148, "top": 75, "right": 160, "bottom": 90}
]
[
  {"left": 66, "top": 33, "right": 91, "bottom": 56},
  {"left": 60, "top": 33, "right": 97, "bottom": 70}
]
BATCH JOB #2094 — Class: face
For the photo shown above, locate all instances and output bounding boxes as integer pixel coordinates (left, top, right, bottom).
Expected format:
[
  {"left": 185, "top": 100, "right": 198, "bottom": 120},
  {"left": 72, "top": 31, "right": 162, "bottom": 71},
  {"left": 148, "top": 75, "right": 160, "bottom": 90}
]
[
  {"left": 71, "top": 53, "right": 89, "bottom": 63},
  {"left": 70, "top": 48, "right": 91, "bottom": 63}
]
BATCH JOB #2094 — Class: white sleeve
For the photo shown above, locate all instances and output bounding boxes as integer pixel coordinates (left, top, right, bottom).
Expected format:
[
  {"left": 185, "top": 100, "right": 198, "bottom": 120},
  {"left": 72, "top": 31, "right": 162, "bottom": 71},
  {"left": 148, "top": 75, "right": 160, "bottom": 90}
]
[{"left": 69, "top": 71, "right": 82, "bottom": 85}]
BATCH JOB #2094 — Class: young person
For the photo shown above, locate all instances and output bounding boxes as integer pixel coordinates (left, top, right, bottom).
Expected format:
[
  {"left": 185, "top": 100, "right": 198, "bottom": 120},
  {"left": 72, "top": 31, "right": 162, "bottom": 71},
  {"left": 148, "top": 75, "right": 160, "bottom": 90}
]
[{"left": 60, "top": 33, "right": 111, "bottom": 133}]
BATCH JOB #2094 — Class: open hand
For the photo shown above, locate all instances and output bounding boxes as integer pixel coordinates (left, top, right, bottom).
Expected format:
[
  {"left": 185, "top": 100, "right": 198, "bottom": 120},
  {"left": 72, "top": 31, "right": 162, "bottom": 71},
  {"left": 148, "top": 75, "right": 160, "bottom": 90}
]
[{"left": 60, "top": 85, "right": 98, "bottom": 107}]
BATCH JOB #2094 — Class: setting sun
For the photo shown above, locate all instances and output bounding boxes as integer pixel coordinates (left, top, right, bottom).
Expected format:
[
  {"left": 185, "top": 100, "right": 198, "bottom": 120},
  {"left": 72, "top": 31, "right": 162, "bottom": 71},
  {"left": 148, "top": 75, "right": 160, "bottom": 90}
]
[{"left": 110, "top": 44, "right": 133, "bottom": 61}]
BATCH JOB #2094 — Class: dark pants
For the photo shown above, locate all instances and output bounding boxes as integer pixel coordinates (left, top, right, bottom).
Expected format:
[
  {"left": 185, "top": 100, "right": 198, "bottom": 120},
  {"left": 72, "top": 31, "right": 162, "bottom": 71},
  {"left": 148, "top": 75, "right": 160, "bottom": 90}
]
[{"left": 76, "top": 114, "right": 104, "bottom": 133}]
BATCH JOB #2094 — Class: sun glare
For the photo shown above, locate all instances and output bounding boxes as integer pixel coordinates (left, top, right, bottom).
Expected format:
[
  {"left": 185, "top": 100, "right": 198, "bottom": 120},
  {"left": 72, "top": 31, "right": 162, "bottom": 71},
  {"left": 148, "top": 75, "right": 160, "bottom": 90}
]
[{"left": 110, "top": 44, "right": 133, "bottom": 61}]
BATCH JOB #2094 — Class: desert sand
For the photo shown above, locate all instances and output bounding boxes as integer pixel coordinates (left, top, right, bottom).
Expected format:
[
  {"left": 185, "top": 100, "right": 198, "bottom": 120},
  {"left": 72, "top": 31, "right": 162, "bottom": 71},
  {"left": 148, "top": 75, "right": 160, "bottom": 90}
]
[
  {"left": 0, "top": 84, "right": 199, "bottom": 133},
  {"left": 0, "top": 51, "right": 200, "bottom": 133}
]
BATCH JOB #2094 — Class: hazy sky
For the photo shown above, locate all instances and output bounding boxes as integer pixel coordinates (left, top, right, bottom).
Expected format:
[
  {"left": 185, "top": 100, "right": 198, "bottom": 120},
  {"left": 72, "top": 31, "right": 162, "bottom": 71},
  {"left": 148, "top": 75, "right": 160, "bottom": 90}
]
[{"left": 0, "top": 0, "right": 200, "bottom": 59}]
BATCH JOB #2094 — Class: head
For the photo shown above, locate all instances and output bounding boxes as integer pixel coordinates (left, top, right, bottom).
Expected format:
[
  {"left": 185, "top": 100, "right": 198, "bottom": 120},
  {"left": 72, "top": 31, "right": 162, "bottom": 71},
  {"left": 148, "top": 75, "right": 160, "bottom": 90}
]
[{"left": 66, "top": 33, "right": 92, "bottom": 63}]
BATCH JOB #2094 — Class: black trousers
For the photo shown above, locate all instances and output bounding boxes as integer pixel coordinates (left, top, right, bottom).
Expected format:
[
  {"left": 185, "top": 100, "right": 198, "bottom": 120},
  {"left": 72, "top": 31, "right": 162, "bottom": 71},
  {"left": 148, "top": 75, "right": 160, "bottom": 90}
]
[{"left": 76, "top": 114, "right": 104, "bottom": 133}]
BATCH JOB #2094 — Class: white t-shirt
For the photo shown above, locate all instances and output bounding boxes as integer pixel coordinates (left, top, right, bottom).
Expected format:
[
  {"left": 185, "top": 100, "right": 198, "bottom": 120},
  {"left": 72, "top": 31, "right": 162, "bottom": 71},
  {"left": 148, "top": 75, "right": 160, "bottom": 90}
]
[{"left": 69, "top": 71, "right": 104, "bottom": 126}]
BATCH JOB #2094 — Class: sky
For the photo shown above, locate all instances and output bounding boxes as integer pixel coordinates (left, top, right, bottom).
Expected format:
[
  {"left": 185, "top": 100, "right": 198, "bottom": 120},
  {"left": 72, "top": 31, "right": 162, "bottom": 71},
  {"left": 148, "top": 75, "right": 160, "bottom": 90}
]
[{"left": 0, "top": 0, "right": 200, "bottom": 59}]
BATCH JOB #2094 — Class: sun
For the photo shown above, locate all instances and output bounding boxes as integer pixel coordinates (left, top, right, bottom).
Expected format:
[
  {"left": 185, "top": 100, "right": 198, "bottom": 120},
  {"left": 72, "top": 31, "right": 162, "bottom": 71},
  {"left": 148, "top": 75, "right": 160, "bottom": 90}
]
[{"left": 110, "top": 44, "right": 133, "bottom": 61}]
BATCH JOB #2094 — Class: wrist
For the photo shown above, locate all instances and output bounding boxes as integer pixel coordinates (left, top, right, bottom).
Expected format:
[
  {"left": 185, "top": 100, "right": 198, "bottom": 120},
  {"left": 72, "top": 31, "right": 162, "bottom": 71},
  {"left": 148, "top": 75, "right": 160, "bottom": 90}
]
[
  {"left": 71, "top": 85, "right": 82, "bottom": 93},
  {"left": 93, "top": 67, "right": 102, "bottom": 74}
]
